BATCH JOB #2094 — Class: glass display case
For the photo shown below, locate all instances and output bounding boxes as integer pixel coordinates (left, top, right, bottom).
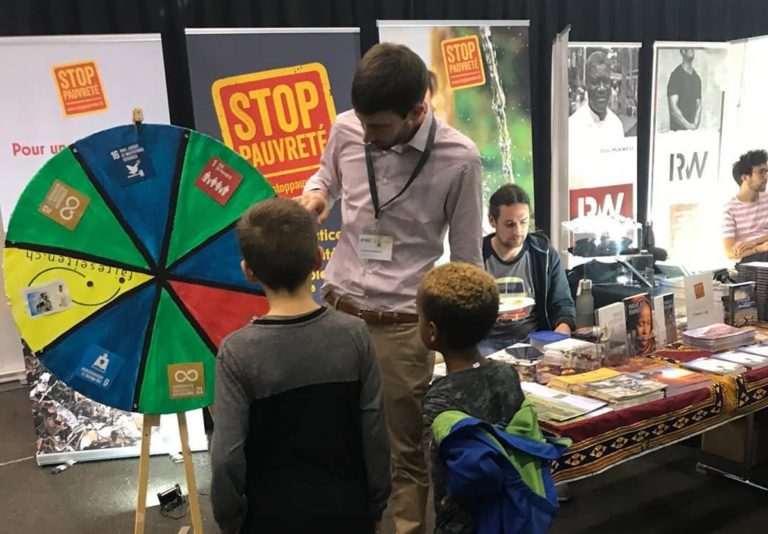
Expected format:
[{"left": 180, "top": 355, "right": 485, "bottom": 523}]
[{"left": 561, "top": 214, "right": 644, "bottom": 270}]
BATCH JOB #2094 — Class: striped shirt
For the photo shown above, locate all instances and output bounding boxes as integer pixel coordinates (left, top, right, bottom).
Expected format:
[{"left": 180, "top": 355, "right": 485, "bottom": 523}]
[{"left": 722, "top": 193, "right": 768, "bottom": 242}]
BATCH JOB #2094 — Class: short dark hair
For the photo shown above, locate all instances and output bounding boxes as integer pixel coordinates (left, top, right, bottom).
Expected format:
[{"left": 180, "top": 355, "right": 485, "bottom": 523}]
[
  {"left": 732, "top": 150, "right": 768, "bottom": 185},
  {"left": 419, "top": 263, "right": 499, "bottom": 350},
  {"left": 489, "top": 184, "right": 531, "bottom": 220},
  {"left": 236, "top": 197, "right": 317, "bottom": 292},
  {"left": 352, "top": 43, "right": 428, "bottom": 117}
]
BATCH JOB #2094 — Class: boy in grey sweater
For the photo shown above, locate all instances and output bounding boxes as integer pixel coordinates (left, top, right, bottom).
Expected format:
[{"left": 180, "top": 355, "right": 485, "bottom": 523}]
[{"left": 210, "top": 198, "right": 390, "bottom": 534}]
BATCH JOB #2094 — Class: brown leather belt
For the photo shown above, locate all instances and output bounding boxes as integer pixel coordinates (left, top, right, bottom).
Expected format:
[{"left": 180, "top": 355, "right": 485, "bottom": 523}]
[{"left": 324, "top": 292, "right": 419, "bottom": 325}]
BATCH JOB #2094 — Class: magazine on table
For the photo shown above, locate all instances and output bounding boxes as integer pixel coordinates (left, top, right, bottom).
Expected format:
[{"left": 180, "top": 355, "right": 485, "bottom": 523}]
[
  {"left": 627, "top": 366, "right": 712, "bottom": 396},
  {"left": 547, "top": 367, "right": 621, "bottom": 392},
  {"left": 571, "top": 374, "right": 667, "bottom": 403},
  {"left": 522, "top": 382, "right": 607, "bottom": 423},
  {"left": 682, "top": 357, "right": 748, "bottom": 375},
  {"left": 741, "top": 344, "right": 768, "bottom": 358},
  {"left": 712, "top": 351, "right": 768, "bottom": 370}
]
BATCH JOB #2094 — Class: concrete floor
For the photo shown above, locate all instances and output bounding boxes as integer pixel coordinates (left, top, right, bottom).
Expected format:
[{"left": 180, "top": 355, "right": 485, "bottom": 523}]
[{"left": 2, "top": 382, "right": 767, "bottom": 533}]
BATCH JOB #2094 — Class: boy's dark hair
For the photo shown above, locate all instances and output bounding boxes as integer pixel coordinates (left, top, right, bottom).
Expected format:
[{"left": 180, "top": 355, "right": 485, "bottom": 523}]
[
  {"left": 236, "top": 197, "right": 317, "bottom": 292},
  {"left": 732, "top": 150, "right": 768, "bottom": 185},
  {"left": 352, "top": 43, "right": 428, "bottom": 118},
  {"left": 420, "top": 263, "right": 499, "bottom": 350},
  {"left": 489, "top": 184, "right": 531, "bottom": 220}
]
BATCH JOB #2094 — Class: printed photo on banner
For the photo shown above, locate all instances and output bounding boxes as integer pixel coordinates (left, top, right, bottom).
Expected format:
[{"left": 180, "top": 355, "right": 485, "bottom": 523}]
[
  {"left": 378, "top": 23, "right": 534, "bottom": 213},
  {"left": 567, "top": 43, "right": 639, "bottom": 223},
  {"left": 568, "top": 46, "right": 638, "bottom": 138},
  {"left": 654, "top": 47, "right": 727, "bottom": 134}
]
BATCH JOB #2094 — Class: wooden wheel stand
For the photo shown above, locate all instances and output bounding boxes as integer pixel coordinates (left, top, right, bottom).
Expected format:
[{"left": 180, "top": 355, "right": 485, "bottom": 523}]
[{"left": 134, "top": 412, "right": 204, "bottom": 534}]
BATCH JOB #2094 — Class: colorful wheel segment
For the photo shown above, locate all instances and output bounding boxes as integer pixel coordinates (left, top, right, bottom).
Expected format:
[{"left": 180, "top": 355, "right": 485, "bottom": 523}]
[{"left": 4, "top": 124, "right": 274, "bottom": 414}]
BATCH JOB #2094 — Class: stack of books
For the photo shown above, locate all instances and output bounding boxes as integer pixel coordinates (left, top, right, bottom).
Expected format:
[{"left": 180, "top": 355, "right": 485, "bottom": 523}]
[
  {"left": 549, "top": 368, "right": 666, "bottom": 409},
  {"left": 614, "top": 357, "right": 713, "bottom": 396},
  {"left": 521, "top": 382, "right": 609, "bottom": 423},
  {"left": 682, "top": 323, "right": 755, "bottom": 351},
  {"left": 737, "top": 262, "right": 768, "bottom": 320}
]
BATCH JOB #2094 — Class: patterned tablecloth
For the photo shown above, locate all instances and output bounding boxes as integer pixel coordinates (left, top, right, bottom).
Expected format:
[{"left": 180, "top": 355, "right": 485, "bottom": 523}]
[{"left": 544, "top": 334, "right": 768, "bottom": 483}]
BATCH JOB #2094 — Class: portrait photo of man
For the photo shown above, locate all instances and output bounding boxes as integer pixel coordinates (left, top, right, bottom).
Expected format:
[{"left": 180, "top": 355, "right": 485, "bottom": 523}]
[{"left": 667, "top": 48, "right": 702, "bottom": 131}]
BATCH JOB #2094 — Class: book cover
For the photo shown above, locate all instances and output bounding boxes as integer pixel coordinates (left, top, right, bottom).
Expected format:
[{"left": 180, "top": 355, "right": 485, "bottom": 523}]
[
  {"left": 684, "top": 273, "right": 716, "bottom": 329},
  {"left": 663, "top": 293, "right": 677, "bottom": 344},
  {"left": 596, "top": 302, "right": 627, "bottom": 345},
  {"left": 682, "top": 357, "right": 748, "bottom": 375},
  {"left": 627, "top": 366, "right": 711, "bottom": 395},
  {"left": 624, "top": 293, "right": 655, "bottom": 356},
  {"left": 574, "top": 374, "right": 667, "bottom": 402},
  {"left": 521, "top": 382, "right": 607, "bottom": 423},
  {"left": 741, "top": 345, "right": 768, "bottom": 358},
  {"left": 724, "top": 282, "right": 758, "bottom": 327},
  {"left": 614, "top": 357, "right": 669, "bottom": 373},
  {"left": 712, "top": 351, "right": 768, "bottom": 370},
  {"left": 653, "top": 294, "right": 666, "bottom": 347},
  {"left": 548, "top": 367, "right": 621, "bottom": 392}
]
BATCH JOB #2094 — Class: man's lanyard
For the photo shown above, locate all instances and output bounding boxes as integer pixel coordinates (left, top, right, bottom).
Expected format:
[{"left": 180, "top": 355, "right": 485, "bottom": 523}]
[{"left": 365, "top": 116, "right": 437, "bottom": 219}]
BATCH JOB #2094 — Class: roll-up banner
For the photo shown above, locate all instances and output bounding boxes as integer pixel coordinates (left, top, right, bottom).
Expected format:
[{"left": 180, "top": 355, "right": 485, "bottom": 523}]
[
  {"left": 649, "top": 43, "right": 728, "bottom": 270},
  {"left": 568, "top": 42, "right": 640, "bottom": 222},
  {"left": 184, "top": 28, "right": 361, "bottom": 298},
  {"left": 377, "top": 20, "right": 533, "bottom": 230},
  {"left": 0, "top": 34, "right": 206, "bottom": 464}
]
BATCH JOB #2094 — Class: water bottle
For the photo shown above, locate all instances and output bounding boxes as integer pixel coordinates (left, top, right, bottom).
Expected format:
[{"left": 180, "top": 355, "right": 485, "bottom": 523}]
[{"left": 575, "top": 279, "right": 595, "bottom": 329}]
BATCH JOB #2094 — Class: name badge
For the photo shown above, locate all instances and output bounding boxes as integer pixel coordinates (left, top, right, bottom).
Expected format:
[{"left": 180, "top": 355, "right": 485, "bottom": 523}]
[{"left": 359, "top": 234, "right": 393, "bottom": 261}]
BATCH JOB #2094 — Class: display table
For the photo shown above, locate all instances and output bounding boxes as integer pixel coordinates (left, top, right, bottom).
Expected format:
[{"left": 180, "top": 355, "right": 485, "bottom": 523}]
[
  {"left": 545, "top": 382, "right": 730, "bottom": 483},
  {"left": 544, "top": 336, "right": 768, "bottom": 484}
]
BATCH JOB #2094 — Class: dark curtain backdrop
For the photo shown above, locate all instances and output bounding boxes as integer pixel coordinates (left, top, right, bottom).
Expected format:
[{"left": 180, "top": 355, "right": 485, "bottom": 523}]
[{"left": 2, "top": 0, "right": 767, "bottom": 235}]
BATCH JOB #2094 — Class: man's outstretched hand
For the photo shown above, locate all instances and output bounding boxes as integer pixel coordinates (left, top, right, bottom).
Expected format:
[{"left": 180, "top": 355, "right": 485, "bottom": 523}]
[{"left": 296, "top": 190, "right": 330, "bottom": 224}]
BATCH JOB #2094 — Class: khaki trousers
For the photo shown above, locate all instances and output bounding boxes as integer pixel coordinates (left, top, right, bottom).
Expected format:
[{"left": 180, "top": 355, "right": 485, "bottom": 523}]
[{"left": 367, "top": 323, "right": 434, "bottom": 534}]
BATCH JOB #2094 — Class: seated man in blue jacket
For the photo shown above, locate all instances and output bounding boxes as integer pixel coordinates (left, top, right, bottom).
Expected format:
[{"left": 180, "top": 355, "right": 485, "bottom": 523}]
[{"left": 480, "top": 184, "right": 576, "bottom": 356}]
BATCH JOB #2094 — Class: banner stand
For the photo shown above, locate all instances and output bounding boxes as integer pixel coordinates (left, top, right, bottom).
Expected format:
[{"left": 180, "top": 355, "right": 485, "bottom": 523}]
[{"left": 0, "top": 34, "right": 207, "bottom": 465}]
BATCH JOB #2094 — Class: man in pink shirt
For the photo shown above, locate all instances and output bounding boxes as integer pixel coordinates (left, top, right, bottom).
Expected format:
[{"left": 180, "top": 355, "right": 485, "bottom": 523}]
[
  {"left": 299, "top": 43, "right": 482, "bottom": 533},
  {"left": 723, "top": 149, "right": 768, "bottom": 262}
]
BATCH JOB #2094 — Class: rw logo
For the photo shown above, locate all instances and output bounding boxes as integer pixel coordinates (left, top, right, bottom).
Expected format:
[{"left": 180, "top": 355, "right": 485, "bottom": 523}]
[
  {"left": 669, "top": 151, "right": 708, "bottom": 181},
  {"left": 569, "top": 184, "right": 634, "bottom": 219}
]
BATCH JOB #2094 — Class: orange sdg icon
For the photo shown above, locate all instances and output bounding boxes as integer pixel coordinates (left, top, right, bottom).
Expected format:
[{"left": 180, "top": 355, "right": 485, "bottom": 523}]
[{"left": 52, "top": 60, "right": 108, "bottom": 117}]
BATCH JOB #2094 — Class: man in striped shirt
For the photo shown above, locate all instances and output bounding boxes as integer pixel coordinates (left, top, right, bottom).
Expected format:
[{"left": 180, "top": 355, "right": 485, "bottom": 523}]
[{"left": 723, "top": 149, "right": 768, "bottom": 262}]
